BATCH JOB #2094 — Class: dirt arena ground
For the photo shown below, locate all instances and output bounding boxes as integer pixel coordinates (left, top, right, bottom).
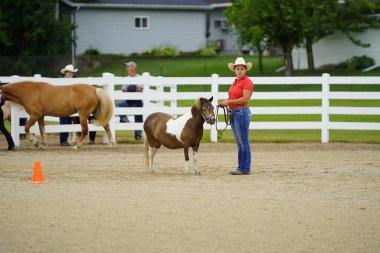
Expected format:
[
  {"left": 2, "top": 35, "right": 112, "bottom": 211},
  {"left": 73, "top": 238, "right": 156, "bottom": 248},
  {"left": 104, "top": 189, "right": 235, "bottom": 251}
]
[{"left": 0, "top": 139, "right": 379, "bottom": 253}]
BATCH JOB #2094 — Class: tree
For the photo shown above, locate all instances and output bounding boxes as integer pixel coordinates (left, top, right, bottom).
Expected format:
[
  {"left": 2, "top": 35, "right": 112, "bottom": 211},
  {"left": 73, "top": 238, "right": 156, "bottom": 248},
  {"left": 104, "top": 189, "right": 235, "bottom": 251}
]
[
  {"left": 227, "top": 0, "right": 306, "bottom": 76},
  {"left": 301, "top": 0, "right": 380, "bottom": 72},
  {"left": 225, "top": 0, "right": 267, "bottom": 74},
  {"left": 0, "top": 9, "right": 10, "bottom": 48},
  {"left": 250, "top": 26, "right": 267, "bottom": 74},
  {"left": 301, "top": 0, "right": 338, "bottom": 71},
  {"left": 336, "top": 0, "right": 380, "bottom": 47},
  {"left": 0, "top": 0, "right": 74, "bottom": 56}
]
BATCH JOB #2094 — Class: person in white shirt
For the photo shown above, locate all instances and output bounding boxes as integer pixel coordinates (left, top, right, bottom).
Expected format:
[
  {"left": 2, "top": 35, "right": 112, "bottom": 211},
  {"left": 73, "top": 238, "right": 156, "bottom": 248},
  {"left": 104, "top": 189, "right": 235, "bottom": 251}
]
[{"left": 116, "top": 61, "right": 143, "bottom": 140}]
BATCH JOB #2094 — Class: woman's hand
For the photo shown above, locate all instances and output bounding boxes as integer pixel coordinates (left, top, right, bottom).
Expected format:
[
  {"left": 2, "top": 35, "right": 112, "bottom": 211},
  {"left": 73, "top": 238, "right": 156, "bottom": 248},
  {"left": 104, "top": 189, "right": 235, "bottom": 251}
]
[{"left": 219, "top": 100, "right": 230, "bottom": 108}]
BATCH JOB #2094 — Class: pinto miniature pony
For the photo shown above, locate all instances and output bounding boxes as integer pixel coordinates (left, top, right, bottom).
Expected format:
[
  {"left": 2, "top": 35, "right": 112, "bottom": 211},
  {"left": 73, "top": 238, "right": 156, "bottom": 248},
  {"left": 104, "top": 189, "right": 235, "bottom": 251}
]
[
  {"left": 143, "top": 97, "right": 215, "bottom": 175},
  {"left": 1, "top": 81, "right": 115, "bottom": 149}
]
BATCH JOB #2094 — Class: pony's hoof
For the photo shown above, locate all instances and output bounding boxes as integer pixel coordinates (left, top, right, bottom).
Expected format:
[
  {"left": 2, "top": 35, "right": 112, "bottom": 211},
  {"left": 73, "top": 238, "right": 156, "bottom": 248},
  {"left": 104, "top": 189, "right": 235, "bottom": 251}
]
[
  {"left": 109, "top": 142, "right": 116, "bottom": 148},
  {"left": 72, "top": 145, "right": 78, "bottom": 151},
  {"left": 40, "top": 144, "right": 47, "bottom": 150},
  {"left": 195, "top": 171, "right": 201, "bottom": 175}
]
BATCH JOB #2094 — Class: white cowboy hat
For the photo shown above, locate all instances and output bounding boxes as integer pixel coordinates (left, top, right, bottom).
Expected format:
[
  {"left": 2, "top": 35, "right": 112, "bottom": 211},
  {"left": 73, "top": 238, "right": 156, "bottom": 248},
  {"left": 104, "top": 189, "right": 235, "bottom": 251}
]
[
  {"left": 125, "top": 61, "right": 137, "bottom": 68},
  {"left": 228, "top": 57, "right": 252, "bottom": 72},
  {"left": 60, "top": 64, "right": 78, "bottom": 74}
]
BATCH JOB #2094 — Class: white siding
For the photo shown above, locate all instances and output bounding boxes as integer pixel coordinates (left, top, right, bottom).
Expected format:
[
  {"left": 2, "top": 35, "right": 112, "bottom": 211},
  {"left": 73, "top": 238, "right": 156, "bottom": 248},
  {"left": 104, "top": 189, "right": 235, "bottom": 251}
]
[
  {"left": 208, "top": 9, "right": 239, "bottom": 52},
  {"left": 75, "top": 9, "right": 207, "bottom": 54},
  {"left": 292, "top": 30, "right": 380, "bottom": 69}
]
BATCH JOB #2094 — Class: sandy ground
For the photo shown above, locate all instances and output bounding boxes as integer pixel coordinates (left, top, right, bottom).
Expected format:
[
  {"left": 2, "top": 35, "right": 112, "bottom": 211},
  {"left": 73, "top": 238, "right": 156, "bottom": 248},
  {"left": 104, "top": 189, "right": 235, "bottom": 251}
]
[{"left": 0, "top": 138, "right": 379, "bottom": 253}]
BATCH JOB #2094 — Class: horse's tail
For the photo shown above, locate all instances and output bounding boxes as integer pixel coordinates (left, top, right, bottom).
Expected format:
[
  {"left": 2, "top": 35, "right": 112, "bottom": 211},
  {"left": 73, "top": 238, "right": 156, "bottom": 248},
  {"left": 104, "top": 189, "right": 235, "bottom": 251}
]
[
  {"left": 93, "top": 88, "right": 113, "bottom": 126},
  {"left": 2, "top": 101, "right": 11, "bottom": 121},
  {"left": 143, "top": 131, "right": 149, "bottom": 171}
]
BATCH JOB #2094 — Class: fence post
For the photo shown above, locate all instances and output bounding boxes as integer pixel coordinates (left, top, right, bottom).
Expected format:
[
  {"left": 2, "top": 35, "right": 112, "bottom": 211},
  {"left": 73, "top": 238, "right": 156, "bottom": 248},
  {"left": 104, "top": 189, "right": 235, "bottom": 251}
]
[
  {"left": 102, "top": 72, "right": 116, "bottom": 144},
  {"left": 34, "top": 74, "right": 42, "bottom": 136},
  {"left": 156, "top": 76, "right": 164, "bottom": 108},
  {"left": 170, "top": 83, "right": 177, "bottom": 118},
  {"left": 210, "top": 74, "right": 219, "bottom": 143},
  {"left": 321, "top": 73, "right": 330, "bottom": 143},
  {"left": 10, "top": 103, "right": 20, "bottom": 146},
  {"left": 142, "top": 72, "right": 151, "bottom": 127}
]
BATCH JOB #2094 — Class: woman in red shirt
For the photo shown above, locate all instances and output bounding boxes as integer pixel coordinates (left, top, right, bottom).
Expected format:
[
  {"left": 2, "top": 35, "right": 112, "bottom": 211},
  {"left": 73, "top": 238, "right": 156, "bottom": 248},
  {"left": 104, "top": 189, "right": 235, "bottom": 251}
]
[{"left": 220, "top": 57, "right": 253, "bottom": 175}]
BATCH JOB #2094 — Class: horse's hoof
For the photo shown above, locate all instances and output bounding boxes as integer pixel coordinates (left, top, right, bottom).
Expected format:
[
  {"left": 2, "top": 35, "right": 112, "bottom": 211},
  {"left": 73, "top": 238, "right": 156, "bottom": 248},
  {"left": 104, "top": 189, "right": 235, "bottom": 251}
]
[
  {"left": 33, "top": 141, "right": 39, "bottom": 148},
  {"left": 184, "top": 172, "right": 190, "bottom": 176},
  {"left": 72, "top": 145, "right": 78, "bottom": 151},
  {"left": 40, "top": 144, "right": 47, "bottom": 150},
  {"left": 195, "top": 171, "right": 201, "bottom": 175},
  {"left": 150, "top": 170, "right": 155, "bottom": 174},
  {"left": 109, "top": 142, "right": 116, "bottom": 148}
]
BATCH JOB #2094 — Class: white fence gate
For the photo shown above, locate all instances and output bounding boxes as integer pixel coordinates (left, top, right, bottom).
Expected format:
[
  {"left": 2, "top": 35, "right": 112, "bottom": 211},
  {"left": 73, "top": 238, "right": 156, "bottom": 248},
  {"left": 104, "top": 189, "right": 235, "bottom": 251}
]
[{"left": 1, "top": 73, "right": 379, "bottom": 146}]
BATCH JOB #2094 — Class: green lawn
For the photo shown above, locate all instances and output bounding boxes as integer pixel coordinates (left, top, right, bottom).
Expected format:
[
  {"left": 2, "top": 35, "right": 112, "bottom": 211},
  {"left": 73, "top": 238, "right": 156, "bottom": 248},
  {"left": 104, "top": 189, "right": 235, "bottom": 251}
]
[{"left": 80, "top": 55, "right": 380, "bottom": 77}]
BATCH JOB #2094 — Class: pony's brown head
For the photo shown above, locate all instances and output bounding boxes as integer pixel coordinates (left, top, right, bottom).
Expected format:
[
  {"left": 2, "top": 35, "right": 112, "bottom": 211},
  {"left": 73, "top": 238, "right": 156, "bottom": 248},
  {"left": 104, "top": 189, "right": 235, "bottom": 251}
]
[{"left": 195, "top": 97, "right": 215, "bottom": 125}]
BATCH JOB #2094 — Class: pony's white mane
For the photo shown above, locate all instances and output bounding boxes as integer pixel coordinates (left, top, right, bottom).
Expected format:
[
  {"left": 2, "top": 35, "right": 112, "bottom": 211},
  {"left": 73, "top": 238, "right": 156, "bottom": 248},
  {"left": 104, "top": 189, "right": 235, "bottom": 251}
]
[{"left": 194, "top": 97, "right": 202, "bottom": 109}]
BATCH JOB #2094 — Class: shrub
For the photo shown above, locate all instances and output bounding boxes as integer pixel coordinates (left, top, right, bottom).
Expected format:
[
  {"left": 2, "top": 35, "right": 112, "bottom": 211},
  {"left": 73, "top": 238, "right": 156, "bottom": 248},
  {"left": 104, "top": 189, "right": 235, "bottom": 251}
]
[
  {"left": 345, "top": 55, "right": 375, "bottom": 70},
  {"left": 82, "top": 47, "right": 101, "bottom": 56},
  {"left": 143, "top": 45, "right": 180, "bottom": 57},
  {"left": 196, "top": 46, "right": 217, "bottom": 56}
]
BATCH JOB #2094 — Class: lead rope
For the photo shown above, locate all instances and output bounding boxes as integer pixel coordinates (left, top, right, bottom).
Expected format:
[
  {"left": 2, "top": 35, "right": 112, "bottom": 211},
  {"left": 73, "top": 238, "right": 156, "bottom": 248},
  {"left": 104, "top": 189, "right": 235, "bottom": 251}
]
[{"left": 215, "top": 105, "right": 231, "bottom": 132}]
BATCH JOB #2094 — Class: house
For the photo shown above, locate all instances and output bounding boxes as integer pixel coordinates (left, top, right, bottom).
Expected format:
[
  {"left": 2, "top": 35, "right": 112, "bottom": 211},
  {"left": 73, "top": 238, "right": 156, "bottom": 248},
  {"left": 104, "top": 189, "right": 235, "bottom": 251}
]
[
  {"left": 59, "top": 0, "right": 238, "bottom": 56},
  {"left": 292, "top": 30, "right": 380, "bottom": 69}
]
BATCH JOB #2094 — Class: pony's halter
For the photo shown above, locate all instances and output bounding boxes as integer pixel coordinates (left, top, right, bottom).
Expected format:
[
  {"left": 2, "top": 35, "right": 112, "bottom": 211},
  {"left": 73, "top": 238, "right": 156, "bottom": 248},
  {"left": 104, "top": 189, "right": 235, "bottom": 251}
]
[{"left": 200, "top": 107, "right": 215, "bottom": 123}]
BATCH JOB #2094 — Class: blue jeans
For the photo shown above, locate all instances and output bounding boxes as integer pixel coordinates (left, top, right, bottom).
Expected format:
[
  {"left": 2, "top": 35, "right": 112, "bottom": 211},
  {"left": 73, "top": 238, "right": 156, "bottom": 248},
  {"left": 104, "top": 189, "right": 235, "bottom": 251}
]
[
  {"left": 116, "top": 100, "right": 143, "bottom": 139},
  {"left": 59, "top": 117, "right": 70, "bottom": 144},
  {"left": 230, "top": 106, "right": 251, "bottom": 173}
]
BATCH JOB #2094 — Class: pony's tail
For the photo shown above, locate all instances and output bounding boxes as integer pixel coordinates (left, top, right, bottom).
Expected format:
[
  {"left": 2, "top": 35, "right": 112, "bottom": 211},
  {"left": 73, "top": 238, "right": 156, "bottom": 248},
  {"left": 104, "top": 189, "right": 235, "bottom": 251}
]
[
  {"left": 143, "top": 132, "right": 149, "bottom": 171},
  {"left": 93, "top": 88, "right": 113, "bottom": 126}
]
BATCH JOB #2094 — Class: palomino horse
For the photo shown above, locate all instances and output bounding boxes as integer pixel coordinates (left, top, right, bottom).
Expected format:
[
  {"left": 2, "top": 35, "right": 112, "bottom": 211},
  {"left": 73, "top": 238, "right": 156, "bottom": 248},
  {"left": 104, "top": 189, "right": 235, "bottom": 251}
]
[
  {"left": 143, "top": 97, "right": 215, "bottom": 175},
  {"left": 1, "top": 81, "right": 115, "bottom": 149}
]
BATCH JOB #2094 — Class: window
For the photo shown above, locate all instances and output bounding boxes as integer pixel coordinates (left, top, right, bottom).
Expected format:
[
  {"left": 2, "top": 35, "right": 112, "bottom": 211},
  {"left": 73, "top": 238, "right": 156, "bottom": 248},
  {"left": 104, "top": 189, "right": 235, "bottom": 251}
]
[
  {"left": 214, "top": 20, "right": 228, "bottom": 30},
  {"left": 214, "top": 20, "right": 221, "bottom": 29},
  {"left": 134, "top": 16, "right": 149, "bottom": 29}
]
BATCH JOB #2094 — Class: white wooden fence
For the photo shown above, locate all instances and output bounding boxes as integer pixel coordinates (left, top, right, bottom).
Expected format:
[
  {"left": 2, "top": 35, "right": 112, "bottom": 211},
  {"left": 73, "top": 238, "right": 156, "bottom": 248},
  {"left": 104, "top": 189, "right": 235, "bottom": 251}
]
[{"left": 1, "top": 73, "right": 379, "bottom": 146}]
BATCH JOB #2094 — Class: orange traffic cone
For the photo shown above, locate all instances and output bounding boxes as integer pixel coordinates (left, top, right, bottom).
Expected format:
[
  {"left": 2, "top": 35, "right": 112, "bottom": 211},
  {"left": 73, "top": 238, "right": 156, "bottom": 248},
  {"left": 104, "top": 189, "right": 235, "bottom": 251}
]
[{"left": 31, "top": 160, "right": 47, "bottom": 184}]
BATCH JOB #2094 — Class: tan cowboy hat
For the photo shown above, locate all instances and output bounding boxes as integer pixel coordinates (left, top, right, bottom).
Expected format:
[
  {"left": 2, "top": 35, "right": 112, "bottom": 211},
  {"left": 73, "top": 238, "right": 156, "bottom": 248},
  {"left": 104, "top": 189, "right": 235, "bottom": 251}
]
[
  {"left": 60, "top": 64, "right": 78, "bottom": 74},
  {"left": 228, "top": 57, "right": 252, "bottom": 72}
]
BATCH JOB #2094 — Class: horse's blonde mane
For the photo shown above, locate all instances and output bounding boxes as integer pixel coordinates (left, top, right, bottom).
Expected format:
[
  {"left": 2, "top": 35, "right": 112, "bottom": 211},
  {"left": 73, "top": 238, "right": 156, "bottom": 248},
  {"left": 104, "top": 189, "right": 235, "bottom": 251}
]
[{"left": 194, "top": 97, "right": 202, "bottom": 109}]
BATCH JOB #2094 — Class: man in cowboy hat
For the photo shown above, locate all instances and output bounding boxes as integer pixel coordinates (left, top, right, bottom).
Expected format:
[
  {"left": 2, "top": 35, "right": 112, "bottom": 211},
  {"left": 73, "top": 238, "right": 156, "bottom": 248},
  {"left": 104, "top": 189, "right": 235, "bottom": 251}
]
[
  {"left": 59, "top": 64, "right": 97, "bottom": 146},
  {"left": 116, "top": 61, "right": 143, "bottom": 140},
  {"left": 59, "top": 65, "right": 78, "bottom": 146}
]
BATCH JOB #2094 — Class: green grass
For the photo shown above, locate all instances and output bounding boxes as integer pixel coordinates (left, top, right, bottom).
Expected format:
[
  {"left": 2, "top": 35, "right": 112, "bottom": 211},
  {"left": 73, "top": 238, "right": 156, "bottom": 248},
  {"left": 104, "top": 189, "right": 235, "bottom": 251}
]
[
  {"left": 216, "top": 129, "right": 380, "bottom": 143},
  {"left": 81, "top": 56, "right": 284, "bottom": 77},
  {"left": 81, "top": 55, "right": 380, "bottom": 77}
]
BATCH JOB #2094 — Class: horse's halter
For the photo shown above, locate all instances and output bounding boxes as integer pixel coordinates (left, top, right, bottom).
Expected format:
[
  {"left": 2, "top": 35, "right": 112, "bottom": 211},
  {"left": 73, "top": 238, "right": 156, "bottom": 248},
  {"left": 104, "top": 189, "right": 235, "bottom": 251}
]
[{"left": 200, "top": 102, "right": 216, "bottom": 125}]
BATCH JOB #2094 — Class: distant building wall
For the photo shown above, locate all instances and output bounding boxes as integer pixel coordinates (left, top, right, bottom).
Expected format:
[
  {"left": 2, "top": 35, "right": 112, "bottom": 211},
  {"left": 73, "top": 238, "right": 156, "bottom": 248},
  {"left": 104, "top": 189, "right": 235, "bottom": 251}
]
[
  {"left": 208, "top": 8, "right": 239, "bottom": 53},
  {"left": 75, "top": 8, "right": 207, "bottom": 54},
  {"left": 292, "top": 29, "right": 380, "bottom": 69}
]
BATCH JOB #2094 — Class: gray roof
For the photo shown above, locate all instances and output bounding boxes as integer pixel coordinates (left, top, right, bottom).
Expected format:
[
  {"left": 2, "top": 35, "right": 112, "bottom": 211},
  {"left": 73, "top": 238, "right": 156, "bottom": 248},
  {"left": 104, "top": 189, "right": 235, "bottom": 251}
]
[
  {"left": 62, "top": 0, "right": 231, "bottom": 10},
  {"left": 71, "top": 0, "right": 209, "bottom": 5},
  {"left": 64, "top": 0, "right": 231, "bottom": 6},
  {"left": 205, "top": 0, "right": 231, "bottom": 3}
]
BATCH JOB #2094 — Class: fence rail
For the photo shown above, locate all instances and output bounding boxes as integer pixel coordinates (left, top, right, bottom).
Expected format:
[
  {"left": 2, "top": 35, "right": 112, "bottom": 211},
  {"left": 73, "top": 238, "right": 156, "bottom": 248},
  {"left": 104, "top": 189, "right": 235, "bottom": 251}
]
[{"left": 1, "top": 73, "right": 379, "bottom": 146}]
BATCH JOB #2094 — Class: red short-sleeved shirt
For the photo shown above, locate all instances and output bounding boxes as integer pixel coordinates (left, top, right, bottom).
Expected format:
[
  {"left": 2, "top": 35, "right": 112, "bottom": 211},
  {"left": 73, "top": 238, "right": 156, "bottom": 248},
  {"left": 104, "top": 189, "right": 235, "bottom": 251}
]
[{"left": 228, "top": 75, "right": 254, "bottom": 108}]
